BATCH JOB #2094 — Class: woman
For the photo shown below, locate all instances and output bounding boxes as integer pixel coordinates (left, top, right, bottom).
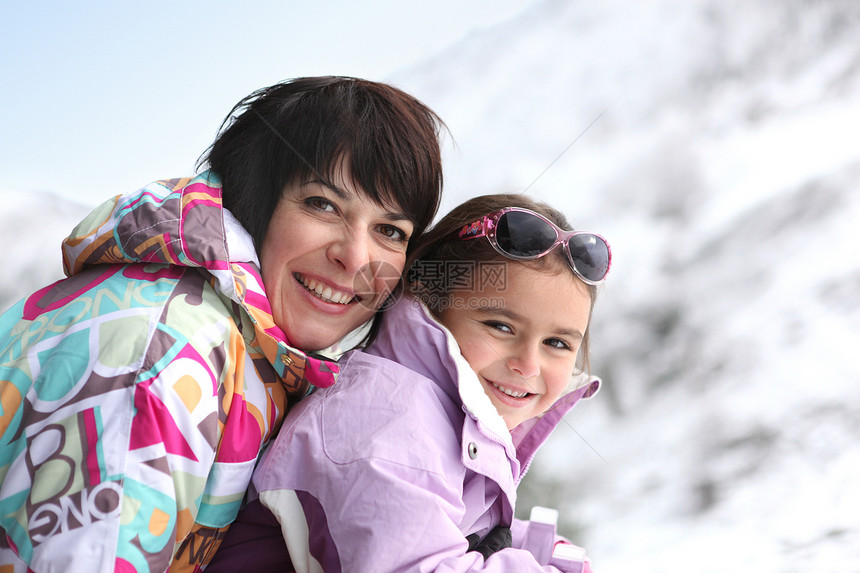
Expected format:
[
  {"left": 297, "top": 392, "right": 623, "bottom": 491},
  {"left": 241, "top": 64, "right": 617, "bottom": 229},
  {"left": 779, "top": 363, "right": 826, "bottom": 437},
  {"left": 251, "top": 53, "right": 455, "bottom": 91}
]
[
  {"left": 208, "top": 194, "right": 608, "bottom": 571},
  {"left": 0, "top": 76, "right": 444, "bottom": 572}
]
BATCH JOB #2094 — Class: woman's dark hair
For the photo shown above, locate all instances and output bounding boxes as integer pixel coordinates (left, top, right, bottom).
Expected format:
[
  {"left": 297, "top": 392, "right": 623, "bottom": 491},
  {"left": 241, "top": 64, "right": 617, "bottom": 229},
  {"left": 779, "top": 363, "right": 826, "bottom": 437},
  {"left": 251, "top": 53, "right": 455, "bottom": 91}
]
[
  {"left": 198, "top": 76, "right": 445, "bottom": 255},
  {"left": 405, "top": 193, "right": 600, "bottom": 373}
]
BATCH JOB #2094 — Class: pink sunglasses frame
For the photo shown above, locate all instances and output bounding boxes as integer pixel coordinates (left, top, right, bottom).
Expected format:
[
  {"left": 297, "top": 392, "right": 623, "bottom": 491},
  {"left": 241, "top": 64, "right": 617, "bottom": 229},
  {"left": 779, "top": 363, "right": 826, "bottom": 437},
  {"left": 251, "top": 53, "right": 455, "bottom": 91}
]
[{"left": 457, "top": 207, "right": 612, "bottom": 285}]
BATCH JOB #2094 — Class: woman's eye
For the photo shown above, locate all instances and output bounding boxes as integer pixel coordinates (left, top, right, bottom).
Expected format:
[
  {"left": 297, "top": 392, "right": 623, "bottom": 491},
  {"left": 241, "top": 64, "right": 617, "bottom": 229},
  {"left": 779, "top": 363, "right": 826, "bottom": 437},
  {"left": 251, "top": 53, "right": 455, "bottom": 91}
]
[
  {"left": 545, "top": 338, "right": 573, "bottom": 351},
  {"left": 306, "top": 197, "right": 337, "bottom": 213},
  {"left": 378, "top": 224, "right": 408, "bottom": 243}
]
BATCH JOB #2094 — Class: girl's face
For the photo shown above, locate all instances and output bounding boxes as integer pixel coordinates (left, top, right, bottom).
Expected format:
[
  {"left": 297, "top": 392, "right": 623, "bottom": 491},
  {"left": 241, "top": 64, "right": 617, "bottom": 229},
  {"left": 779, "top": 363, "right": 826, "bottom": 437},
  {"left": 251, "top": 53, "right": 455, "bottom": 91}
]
[
  {"left": 260, "top": 163, "right": 414, "bottom": 351},
  {"left": 438, "top": 262, "right": 592, "bottom": 430}
]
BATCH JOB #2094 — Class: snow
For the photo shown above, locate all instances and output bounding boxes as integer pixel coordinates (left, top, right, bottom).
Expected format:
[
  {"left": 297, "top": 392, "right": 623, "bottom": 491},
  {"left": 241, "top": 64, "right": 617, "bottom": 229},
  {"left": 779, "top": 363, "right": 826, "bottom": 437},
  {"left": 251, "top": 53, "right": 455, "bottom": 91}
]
[{"left": 3, "top": 0, "right": 859, "bottom": 570}]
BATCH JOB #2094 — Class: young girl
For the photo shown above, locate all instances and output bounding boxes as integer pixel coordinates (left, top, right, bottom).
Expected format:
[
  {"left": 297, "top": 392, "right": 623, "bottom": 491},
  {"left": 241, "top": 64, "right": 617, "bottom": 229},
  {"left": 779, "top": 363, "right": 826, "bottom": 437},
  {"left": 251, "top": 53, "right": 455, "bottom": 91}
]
[{"left": 207, "top": 194, "right": 610, "bottom": 572}]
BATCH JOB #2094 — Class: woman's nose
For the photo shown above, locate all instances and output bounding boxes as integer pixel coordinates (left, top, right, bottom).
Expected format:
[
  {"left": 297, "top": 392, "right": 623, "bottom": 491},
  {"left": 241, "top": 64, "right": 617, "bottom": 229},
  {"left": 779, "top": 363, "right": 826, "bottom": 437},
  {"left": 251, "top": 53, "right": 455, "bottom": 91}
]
[{"left": 328, "top": 227, "right": 373, "bottom": 274}]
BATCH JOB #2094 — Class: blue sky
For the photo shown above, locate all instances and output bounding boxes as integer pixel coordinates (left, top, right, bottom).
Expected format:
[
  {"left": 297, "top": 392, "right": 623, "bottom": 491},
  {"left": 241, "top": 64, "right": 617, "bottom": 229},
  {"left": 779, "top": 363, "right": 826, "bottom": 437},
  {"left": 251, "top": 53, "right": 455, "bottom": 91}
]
[{"left": 0, "top": 1, "right": 533, "bottom": 205}]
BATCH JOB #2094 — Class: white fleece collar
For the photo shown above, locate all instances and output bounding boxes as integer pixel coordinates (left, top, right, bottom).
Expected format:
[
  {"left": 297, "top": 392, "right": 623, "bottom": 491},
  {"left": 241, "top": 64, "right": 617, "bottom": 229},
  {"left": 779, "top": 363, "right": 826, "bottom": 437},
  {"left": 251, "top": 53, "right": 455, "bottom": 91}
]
[{"left": 422, "top": 304, "right": 513, "bottom": 446}]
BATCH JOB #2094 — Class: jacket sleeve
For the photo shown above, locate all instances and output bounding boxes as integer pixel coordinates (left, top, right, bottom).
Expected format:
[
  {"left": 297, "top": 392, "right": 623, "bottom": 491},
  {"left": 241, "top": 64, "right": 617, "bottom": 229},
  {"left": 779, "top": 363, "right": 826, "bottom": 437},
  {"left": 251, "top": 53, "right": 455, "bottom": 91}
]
[
  {"left": 511, "top": 512, "right": 591, "bottom": 573},
  {"left": 254, "top": 392, "right": 569, "bottom": 573}
]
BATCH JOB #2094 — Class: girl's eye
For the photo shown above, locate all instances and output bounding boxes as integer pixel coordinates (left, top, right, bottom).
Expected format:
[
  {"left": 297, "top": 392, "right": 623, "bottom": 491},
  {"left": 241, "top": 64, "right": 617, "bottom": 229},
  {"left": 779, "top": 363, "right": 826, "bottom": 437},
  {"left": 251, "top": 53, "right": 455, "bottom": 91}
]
[
  {"left": 484, "top": 321, "right": 513, "bottom": 334},
  {"left": 306, "top": 197, "right": 337, "bottom": 213},
  {"left": 545, "top": 338, "right": 573, "bottom": 351},
  {"left": 378, "top": 224, "right": 408, "bottom": 243}
]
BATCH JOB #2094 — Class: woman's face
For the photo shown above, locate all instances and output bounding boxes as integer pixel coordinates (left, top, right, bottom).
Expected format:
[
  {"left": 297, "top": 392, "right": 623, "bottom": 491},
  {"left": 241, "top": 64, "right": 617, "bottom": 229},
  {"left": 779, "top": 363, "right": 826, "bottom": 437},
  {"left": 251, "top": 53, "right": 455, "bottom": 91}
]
[
  {"left": 438, "top": 262, "right": 592, "bottom": 430},
  {"left": 260, "top": 164, "right": 414, "bottom": 351}
]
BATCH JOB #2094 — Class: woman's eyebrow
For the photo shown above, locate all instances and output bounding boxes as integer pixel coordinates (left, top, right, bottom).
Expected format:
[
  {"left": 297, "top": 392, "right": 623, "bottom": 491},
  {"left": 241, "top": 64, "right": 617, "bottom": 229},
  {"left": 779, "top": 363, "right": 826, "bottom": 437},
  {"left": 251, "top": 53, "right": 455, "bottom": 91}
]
[
  {"left": 307, "top": 179, "right": 350, "bottom": 201},
  {"left": 382, "top": 210, "right": 412, "bottom": 223},
  {"left": 307, "top": 179, "right": 411, "bottom": 223}
]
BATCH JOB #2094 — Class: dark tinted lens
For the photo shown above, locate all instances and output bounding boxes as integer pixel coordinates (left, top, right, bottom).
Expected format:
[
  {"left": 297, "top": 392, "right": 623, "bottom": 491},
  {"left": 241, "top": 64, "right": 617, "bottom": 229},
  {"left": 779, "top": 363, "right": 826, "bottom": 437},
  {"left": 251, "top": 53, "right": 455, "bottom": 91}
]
[
  {"left": 567, "top": 233, "right": 610, "bottom": 282},
  {"left": 496, "top": 211, "right": 557, "bottom": 257}
]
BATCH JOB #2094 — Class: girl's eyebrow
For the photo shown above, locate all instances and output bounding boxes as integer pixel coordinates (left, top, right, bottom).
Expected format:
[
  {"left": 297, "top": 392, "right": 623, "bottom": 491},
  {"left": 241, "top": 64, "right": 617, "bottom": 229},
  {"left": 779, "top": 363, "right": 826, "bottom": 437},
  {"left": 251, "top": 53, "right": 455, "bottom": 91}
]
[
  {"left": 473, "top": 306, "right": 584, "bottom": 340},
  {"left": 555, "top": 327, "right": 584, "bottom": 341},
  {"left": 474, "top": 306, "right": 516, "bottom": 318}
]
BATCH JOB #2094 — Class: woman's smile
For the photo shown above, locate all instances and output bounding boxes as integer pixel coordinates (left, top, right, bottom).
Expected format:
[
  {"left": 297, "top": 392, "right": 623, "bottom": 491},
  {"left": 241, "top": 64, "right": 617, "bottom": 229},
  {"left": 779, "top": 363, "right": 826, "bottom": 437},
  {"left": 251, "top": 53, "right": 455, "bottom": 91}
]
[{"left": 294, "top": 273, "right": 356, "bottom": 306}]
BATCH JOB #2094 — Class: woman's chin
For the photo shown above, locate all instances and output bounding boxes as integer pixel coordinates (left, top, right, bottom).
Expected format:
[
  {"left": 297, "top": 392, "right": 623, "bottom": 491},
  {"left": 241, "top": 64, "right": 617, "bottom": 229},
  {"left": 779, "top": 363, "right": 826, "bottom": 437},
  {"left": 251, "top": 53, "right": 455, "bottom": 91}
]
[
  {"left": 287, "top": 330, "right": 340, "bottom": 353},
  {"left": 284, "top": 314, "right": 372, "bottom": 353}
]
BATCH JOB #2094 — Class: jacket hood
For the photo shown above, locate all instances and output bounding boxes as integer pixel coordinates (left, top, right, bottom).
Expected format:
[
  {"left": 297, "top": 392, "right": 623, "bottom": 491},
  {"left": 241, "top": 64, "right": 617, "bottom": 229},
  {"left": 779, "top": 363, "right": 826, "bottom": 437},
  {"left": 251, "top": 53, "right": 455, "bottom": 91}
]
[
  {"left": 60, "top": 172, "right": 339, "bottom": 392},
  {"left": 366, "top": 297, "right": 510, "bottom": 439}
]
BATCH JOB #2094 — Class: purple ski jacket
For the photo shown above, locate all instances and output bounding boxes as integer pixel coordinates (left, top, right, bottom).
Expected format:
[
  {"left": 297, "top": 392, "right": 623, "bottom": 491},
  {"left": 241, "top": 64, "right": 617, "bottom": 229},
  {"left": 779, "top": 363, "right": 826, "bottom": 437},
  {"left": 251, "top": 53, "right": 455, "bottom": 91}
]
[{"left": 216, "top": 297, "right": 599, "bottom": 572}]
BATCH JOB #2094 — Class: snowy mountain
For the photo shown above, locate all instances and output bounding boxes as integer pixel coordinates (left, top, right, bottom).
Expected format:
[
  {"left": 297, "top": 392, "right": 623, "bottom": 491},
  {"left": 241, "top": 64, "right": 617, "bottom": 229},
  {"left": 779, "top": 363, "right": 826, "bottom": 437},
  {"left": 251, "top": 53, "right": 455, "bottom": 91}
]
[
  {"left": 390, "top": 0, "right": 860, "bottom": 571},
  {"left": 2, "top": 0, "right": 859, "bottom": 570}
]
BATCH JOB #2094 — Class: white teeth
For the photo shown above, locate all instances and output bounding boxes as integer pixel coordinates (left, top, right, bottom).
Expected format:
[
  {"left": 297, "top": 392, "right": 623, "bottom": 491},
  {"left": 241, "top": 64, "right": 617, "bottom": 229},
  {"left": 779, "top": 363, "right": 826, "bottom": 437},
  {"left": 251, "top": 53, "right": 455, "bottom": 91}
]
[
  {"left": 296, "top": 274, "right": 353, "bottom": 305},
  {"left": 492, "top": 382, "right": 528, "bottom": 399},
  {"left": 331, "top": 291, "right": 348, "bottom": 304}
]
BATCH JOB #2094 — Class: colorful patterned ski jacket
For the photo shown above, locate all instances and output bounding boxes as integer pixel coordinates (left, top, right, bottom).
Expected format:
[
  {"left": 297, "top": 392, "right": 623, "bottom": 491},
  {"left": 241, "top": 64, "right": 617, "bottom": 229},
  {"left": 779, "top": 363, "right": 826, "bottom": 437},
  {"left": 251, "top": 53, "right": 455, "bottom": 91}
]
[
  {"left": 221, "top": 297, "right": 598, "bottom": 572},
  {"left": 0, "top": 172, "right": 338, "bottom": 572}
]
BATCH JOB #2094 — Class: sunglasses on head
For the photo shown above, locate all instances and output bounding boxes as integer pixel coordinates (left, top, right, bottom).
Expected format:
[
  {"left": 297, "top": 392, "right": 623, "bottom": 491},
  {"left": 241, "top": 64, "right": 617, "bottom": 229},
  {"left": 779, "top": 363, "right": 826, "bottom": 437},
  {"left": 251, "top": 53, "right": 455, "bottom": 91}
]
[{"left": 457, "top": 207, "right": 612, "bottom": 285}]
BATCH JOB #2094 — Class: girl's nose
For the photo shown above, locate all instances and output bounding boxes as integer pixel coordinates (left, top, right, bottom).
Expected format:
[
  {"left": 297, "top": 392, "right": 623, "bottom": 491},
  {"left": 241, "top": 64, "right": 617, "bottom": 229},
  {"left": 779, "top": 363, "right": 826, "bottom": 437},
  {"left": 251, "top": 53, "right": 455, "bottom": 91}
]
[{"left": 506, "top": 345, "right": 540, "bottom": 379}]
